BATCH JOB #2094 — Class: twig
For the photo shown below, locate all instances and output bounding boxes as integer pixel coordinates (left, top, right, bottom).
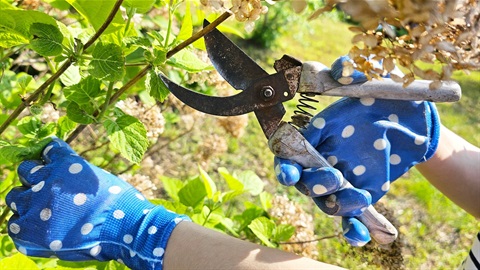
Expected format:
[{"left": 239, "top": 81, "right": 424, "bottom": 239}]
[
  {"left": 66, "top": 10, "right": 233, "bottom": 142},
  {"left": 167, "top": 11, "right": 232, "bottom": 59},
  {"left": 84, "top": 0, "right": 124, "bottom": 50},
  {"left": 0, "top": 0, "right": 124, "bottom": 136},
  {"left": 278, "top": 233, "right": 341, "bottom": 245},
  {"left": 79, "top": 140, "right": 110, "bottom": 156}
]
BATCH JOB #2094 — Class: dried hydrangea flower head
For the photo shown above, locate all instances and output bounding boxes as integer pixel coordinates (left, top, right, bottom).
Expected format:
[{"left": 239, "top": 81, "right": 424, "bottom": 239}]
[
  {"left": 115, "top": 98, "right": 165, "bottom": 142},
  {"left": 304, "top": 0, "right": 479, "bottom": 88},
  {"left": 269, "top": 195, "right": 319, "bottom": 259},
  {"left": 200, "top": 0, "right": 270, "bottom": 32}
]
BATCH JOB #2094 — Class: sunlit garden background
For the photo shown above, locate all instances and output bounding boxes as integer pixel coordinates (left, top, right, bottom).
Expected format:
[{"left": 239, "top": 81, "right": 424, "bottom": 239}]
[{"left": 0, "top": 0, "right": 478, "bottom": 269}]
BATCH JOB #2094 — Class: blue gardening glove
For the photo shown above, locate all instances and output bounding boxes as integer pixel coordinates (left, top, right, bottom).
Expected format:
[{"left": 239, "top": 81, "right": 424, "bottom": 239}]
[
  {"left": 275, "top": 56, "right": 440, "bottom": 246},
  {"left": 6, "top": 138, "right": 189, "bottom": 270}
]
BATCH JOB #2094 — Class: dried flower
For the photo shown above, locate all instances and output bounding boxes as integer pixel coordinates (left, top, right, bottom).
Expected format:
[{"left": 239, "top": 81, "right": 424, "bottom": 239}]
[
  {"left": 196, "top": 134, "right": 228, "bottom": 164},
  {"left": 217, "top": 115, "right": 248, "bottom": 138},
  {"left": 309, "top": 0, "right": 480, "bottom": 88},
  {"left": 116, "top": 98, "right": 165, "bottom": 141},
  {"left": 119, "top": 173, "right": 157, "bottom": 200},
  {"left": 200, "top": 0, "right": 269, "bottom": 32},
  {"left": 269, "top": 195, "right": 319, "bottom": 259}
]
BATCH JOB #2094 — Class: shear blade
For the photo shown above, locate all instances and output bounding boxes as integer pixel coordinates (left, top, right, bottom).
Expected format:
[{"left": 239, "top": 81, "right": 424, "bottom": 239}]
[
  {"left": 203, "top": 20, "right": 268, "bottom": 91},
  {"left": 160, "top": 74, "right": 275, "bottom": 116}
]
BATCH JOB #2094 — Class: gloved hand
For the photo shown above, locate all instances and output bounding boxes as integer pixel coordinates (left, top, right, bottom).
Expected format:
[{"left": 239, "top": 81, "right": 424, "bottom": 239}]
[
  {"left": 275, "top": 56, "right": 440, "bottom": 246},
  {"left": 6, "top": 138, "right": 189, "bottom": 269}
]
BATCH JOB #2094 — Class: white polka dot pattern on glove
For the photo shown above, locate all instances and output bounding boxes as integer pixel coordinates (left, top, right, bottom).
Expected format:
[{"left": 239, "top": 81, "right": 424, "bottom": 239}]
[
  {"left": 275, "top": 97, "right": 440, "bottom": 217},
  {"left": 6, "top": 138, "right": 189, "bottom": 270}
]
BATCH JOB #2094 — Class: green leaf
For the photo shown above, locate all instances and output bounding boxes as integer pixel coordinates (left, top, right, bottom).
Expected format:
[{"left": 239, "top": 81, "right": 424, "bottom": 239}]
[
  {"left": 274, "top": 224, "right": 295, "bottom": 242},
  {"left": 64, "top": 76, "right": 102, "bottom": 104},
  {"left": 219, "top": 167, "right": 244, "bottom": 192},
  {"left": 248, "top": 217, "right": 276, "bottom": 248},
  {"left": 16, "top": 116, "right": 55, "bottom": 139},
  {"left": 174, "top": 0, "right": 192, "bottom": 43},
  {"left": 56, "top": 116, "right": 77, "bottom": 140},
  {"left": 65, "top": 0, "right": 124, "bottom": 33},
  {"left": 159, "top": 176, "right": 184, "bottom": 202},
  {"left": 237, "top": 170, "right": 264, "bottom": 196},
  {"left": 219, "top": 189, "right": 244, "bottom": 203},
  {"left": 146, "top": 70, "right": 169, "bottom": 102},
  {"left": 17, "top": 116, "right": 42, "bottom": 138},
  {"left": 0, "top": 253, "right": 40, "bottom": 270},
  {"left": 60, "top": 65, "right": 81, "bottom": 86},
  {"left": 0, "top": 9, "right": 58, "bottom": 47},
  {"left": 166, "top": 49, "right": 213, "bottom": 73},
  {"left": 259, "top": 191, "right": 273, "bottom": 211},
  {"left": 104, "top": 114, "right": 148, "bottom": 163},
  {"left": 122, "top": 0, "right": 155, "bottom": 13},
  {"left": 0, "top": 171, "right": 16, "bottom": 199},
  {"left": 66, "top": 101, "right": 95, "bottom": 124},
  {"left": 235, "top": 205, "right": 265, "bottom": 231},
  {"left": 29, "top": 23, "right": 64, "bottom": 56},
  {"left": 89, "top": 42, "right": 125, "bottom": 81},
  {"left": 178, "top": 178, "right": 207, "bottom": 207},
  {"left": 0, "top": 138, "right": 52, "bottom": 164},
  {"left": 198, "top": 166, "right": 217, "bottom": 199}
]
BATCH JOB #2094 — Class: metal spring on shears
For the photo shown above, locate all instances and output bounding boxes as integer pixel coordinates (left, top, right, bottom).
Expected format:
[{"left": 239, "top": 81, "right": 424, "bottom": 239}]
[{"left": 290, "top": 93, "right": 320, "bottom": 129}]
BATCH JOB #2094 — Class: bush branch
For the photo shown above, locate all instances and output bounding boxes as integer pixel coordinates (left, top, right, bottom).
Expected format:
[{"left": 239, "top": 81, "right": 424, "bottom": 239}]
[
  {"left": 0, "top": 0, "right": 124, "bottom": 136},
  {"left": 66, "top": 11, "right": 233, "bottom": 142}
]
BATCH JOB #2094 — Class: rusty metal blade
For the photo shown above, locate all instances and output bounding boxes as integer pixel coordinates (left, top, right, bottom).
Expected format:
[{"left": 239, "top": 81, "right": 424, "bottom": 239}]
[
  {"left": 160, "top": 74, "right": 287, "bottom": 117},
  {"left": 204, "top": 20, "right": 268, "bottom": 90},
  {"left": 254, "top": 105, "right": 285, "bottom": 139}
]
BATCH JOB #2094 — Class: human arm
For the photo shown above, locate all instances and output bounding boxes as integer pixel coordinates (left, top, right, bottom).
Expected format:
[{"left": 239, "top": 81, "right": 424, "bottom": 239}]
[
  {"left": 164, "top": 221, "right": 344, "bottom": 270},
  {"left": 416, "top": 125, "right": 480, "bottom": 218}
]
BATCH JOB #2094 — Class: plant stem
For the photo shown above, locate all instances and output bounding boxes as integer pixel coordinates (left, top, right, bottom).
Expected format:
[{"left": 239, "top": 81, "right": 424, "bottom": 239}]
[
  {"left": 166, "top": 11, "right": 232, "bottom": 59},
  {"left": 0, "top": 59, "right": 72, "bottom": 135},
  {"left": 97, "top": 81, "right": 115, "bottom": 120},
  {"left": 164, "top": 0, "right": 174, "bottom": 48},
  {"left": 0, "top": 0, "right": 124, "bottom": 137},
  {"left": 84, "top": 0, "right": 124, "bottom": 50},
  {"left": 66, "top": 11, "right": 233, "bottom": 143}
]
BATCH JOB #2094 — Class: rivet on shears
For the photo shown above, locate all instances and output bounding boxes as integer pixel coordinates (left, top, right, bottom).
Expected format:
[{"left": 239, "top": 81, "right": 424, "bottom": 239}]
[{"left": 262, "top": 86, "right": 275, "bottom": 99}]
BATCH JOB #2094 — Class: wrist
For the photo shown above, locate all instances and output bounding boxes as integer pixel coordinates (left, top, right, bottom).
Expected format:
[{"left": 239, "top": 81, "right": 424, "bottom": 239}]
[
  {"left": 98, "top": 187, "right": 190, "bottom": 269},
  {"left": 423, "top": 102, "right": 441, "bottom": 161}
]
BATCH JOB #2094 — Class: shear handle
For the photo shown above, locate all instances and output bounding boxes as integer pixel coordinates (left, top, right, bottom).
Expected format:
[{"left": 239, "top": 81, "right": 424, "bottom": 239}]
[
  {"left": 299, "top": 61, "right": 461, "bottom": 102},
  {"left": 269, "top": 122, "right": 398, "bottom": 245}
]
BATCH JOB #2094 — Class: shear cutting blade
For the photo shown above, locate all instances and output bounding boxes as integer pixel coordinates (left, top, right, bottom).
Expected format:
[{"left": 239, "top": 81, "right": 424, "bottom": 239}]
[{"left": 203, "top": 20, "right": 268, "bottom": 90}]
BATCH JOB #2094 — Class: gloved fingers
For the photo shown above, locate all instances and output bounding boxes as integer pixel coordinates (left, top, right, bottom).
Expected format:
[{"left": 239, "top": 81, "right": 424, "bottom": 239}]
[
  {"left": 274, "top": 157, "right": 302, "bottom": 186},
  {"left": 17, "top": 160, "right": 50, "bottom": 186},
  {"left": 331, "top": 55, "right": 368, "bottom": 85},
  {"left": 313, "top": 187, "right": 372, "bottom": 216},
  {"left": 6, "top": 186, "right": 31, "bottom": 216},
  {"left": 42, "top": 138, "right": 79, "bottom": 163},
  {"left": 342, "top": 217, "right": 371, "bottom": 247},
  {"left": 294, "top": 167, "right": 343, "bottom": 197}
]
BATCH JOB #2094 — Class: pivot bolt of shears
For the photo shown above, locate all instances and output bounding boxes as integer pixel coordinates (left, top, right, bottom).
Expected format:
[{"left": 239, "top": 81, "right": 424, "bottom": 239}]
[{"left": 262, "top": 86, "right": 275, "bottom": 99}]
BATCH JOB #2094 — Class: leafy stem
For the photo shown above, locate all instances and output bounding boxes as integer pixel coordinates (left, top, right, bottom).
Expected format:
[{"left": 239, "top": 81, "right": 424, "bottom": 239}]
[
  {"left": 0, "top": 0, "right": 124, "bottom": 136},
  {"left": 97, "top": 81, "right": 115, "bottom": 120},
  {"left": 66, "top": 10, "right": 233, "bottom": 143}
]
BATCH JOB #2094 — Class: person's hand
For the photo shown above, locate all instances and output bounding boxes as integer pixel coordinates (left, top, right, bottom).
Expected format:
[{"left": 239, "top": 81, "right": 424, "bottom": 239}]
[
  {"left": 6, "top": 138, "right": 189, "bottom": 269},
  {"left": 274, "top": 56, "right": 440, "bottom": 246}
]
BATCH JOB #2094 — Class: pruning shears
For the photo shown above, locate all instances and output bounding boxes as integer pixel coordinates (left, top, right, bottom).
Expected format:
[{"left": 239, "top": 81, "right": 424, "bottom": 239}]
[{"left": 159, "top": 21, "right": 461, "bottom": 245}]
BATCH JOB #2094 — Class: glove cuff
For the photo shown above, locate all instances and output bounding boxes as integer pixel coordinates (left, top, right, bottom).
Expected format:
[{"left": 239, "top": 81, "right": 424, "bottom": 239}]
[
  {"left": 424, "top": 102, "right": 441, "bottom": 161},
  {"left": 98, "top": 187, "right": 190, "bottom": 269}
]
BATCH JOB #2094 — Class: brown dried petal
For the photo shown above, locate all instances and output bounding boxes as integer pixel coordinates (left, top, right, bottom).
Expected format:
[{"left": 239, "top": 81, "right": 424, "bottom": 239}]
[{"left": 383, "top": 57, "right": 396, "bottom": 72}]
